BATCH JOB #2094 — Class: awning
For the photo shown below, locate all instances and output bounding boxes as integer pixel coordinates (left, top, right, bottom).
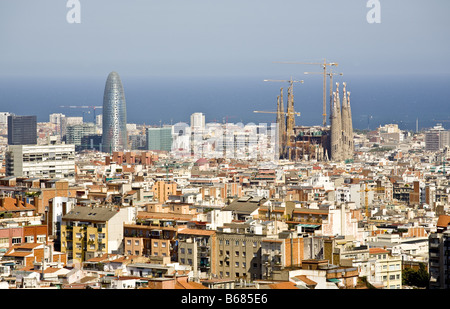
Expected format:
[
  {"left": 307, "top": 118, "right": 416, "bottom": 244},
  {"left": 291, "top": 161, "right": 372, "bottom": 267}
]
[
  {"left": 298, "top": 224, "right": 320, "bottom": 228},
  {"left": 327, "top": 278, "right": 340, "bottom": 283}
]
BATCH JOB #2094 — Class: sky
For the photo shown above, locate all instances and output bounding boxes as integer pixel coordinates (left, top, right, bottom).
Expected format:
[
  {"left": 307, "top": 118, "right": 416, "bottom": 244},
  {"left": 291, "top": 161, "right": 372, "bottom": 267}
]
[{"left": 1, "top": 0, "right": 449, "bottom": 79}]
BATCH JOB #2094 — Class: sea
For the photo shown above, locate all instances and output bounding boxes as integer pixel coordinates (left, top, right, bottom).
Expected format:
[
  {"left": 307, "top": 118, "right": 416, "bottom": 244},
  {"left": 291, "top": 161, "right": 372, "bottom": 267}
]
[{"left": 0, "top": 73, "right": 449, "bottom": 132}]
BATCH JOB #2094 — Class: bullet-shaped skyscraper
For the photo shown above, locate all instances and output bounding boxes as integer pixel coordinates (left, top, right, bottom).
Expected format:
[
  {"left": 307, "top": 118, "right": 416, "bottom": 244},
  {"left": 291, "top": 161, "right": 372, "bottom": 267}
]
[{"left": 102, "top": 71, "right": 127, "bottom": 153}]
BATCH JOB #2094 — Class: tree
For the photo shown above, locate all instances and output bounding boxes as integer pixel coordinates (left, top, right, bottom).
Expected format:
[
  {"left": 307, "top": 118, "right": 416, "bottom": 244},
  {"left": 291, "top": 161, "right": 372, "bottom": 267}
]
[{"left": 402, "top": 263, "right": 429, "bottom": 288}]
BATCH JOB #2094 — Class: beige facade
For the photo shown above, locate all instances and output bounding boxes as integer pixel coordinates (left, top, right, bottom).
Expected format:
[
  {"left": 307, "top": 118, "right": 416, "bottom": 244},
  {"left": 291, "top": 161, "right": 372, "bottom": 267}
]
[
  {"left": 370, "top": 248, "right": 402, "bottom": 289},
  {"left": 216, "top": 232, "right": 264, "bottom": 281},
  {"left": 177, "top": 229, "right": 216, "bottom": 279}
]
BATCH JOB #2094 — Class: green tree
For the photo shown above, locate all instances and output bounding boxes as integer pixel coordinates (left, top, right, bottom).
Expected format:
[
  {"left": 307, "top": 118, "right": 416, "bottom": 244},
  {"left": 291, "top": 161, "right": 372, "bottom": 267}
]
[{"left": 402, "top": 263, "right": 429, "bottom": 288}]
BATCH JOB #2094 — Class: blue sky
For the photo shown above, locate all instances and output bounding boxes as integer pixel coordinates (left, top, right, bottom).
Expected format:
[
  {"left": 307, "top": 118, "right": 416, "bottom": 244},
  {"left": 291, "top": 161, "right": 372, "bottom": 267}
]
[{"left": 1, "top": 0, "right": 449, "bottom": 78}]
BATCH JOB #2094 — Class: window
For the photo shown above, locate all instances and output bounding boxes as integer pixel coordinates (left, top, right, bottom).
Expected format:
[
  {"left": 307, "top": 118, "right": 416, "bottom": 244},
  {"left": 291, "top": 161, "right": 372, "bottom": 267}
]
[
  {"left": 135, "top": 240, "right": 140, "bottom": 246},
  {"left": 188, "top": 248, "right": 192, "bottom": 255},
  {"left": 235, "top": 240, "right": 239, "bottom": 246},
  {"left": 12, "top": 237, "right": 21, "bottom": 244},
  {"left": 162, "top": 242, "right": 166, "bottom": 248},
  {"left": 154, "top": 242, "right": 158, "bottom": 247}
]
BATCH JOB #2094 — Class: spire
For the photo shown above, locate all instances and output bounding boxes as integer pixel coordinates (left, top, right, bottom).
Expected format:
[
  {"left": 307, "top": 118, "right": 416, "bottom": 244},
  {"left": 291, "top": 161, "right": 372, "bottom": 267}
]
[
  {"left": 330, "top": 85, "right": 342, "bottom": 162},
  {"left": 277, "top": 88, "right": 286, "bottom": 159},
  {"left": 342, "top": 82, "right": 347, "bottom": 107},
  {"left": 341, "top": 82, "right": 349, "bottom": 160},
  {"left": 346, "top": 90, "right": 354, "bottom": 159}
]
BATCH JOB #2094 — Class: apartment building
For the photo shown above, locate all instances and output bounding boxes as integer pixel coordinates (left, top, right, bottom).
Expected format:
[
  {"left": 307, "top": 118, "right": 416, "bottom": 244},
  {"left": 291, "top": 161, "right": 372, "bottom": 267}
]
[
  {"left": 369, "top": 248, "right": 402, "bottom": 289},
  {"left": 429, "top": 215, "right": 450, "bottom": 289},
  {"left": 5, "top": 144, "right": 75, "bottom": 179},
  {"left": 215, "top": 224, "right": 264, "bottom": 281},
  {"left": 152, "top": 181, "right": 177, "bottom": 203},
  {"left": 261, "top": 231, "right": 304, "bottom": 280},
  {"left": 177, "top": 228, "right": 216, "bottom": 280},
  {"left": 61, "top": 206, "right": 135, "bottom": 262}
]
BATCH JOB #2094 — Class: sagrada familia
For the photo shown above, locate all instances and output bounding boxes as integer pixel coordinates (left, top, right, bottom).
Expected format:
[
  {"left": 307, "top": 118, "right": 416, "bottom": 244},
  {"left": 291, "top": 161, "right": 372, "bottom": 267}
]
[
  {"left": 330, "top": 82, "right": 354, "bottom": 161},
  {"left": 275, "top": 81, "right": 354, "bottom": 162}
]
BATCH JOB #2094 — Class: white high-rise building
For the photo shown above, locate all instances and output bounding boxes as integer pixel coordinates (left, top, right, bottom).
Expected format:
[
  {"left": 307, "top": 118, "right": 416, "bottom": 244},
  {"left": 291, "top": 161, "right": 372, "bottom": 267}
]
[
  {"left": 0, "top": 112, "right": 13, "bottom": 127},
  {"left": 5, "top": 144, "right": 76, "bottom": 179},
  {"left": 190, "top": 112, "right": 205, "bottom": 132}
]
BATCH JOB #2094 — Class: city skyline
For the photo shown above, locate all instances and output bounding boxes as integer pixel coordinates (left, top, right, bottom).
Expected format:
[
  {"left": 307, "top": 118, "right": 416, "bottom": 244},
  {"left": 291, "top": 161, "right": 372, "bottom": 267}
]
[{"left": 0, "top": 1, "right": 449, "bottom": 130}]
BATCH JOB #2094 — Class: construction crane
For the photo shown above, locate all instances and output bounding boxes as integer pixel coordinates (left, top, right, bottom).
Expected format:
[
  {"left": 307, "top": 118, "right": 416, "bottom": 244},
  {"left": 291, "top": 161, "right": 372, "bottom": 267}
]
[
  {"left": 305, "top": 70, "right": 342, "bottom": 125},
  {"left": 60, "top": 105, "right": 103, "bottom": 123},
  {"left": 253, "top": 110, "right": 301, "bottom": 116},
  {"left": 274, "top": 59, "right": 338, "bottom": 127},
  {"left": 358, "top": 182, "right": 385, "bottom": 219}
]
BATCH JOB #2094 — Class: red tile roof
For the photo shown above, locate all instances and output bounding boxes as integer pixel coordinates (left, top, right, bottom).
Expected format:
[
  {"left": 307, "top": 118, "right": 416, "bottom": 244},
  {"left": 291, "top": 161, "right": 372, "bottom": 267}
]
[
  {"left": 369, "top": 248, "right": 389, "bottom": 255},
  {"left": 0, "top": 197, "right": 36, "bottom": 212}
]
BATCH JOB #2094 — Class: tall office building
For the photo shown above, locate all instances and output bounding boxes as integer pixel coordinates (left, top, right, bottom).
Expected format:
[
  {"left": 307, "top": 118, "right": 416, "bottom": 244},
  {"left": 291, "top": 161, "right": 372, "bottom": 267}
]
[
  {"left": 425, "top": 124, "right": 450, "bottom": 152},
  {"left": 7, "top": 115, "right": 37, "bottom": 145},
  {"left": 147, "top": 126, "right": 173, "bottom": 152},
  {"left": 102, "top": 71, "right": 127, "bottom": 153},
  {"left": 65, "top": 123, "right": 96, "bottom": 150},
  {"left": 190, "top": 112, "right": 205, "bottom": 132}
]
